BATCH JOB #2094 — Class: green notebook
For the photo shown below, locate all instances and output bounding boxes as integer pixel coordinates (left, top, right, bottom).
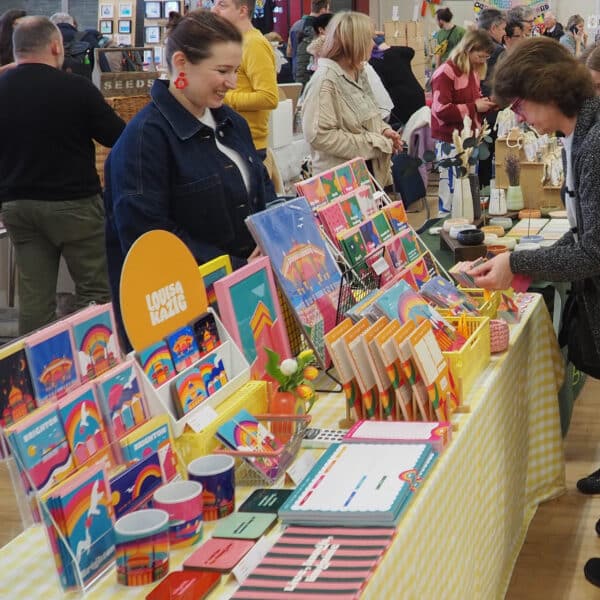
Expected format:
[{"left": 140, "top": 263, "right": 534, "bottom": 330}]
[{"left": 212, "top": 512, "right": 277, "bottom": 540}]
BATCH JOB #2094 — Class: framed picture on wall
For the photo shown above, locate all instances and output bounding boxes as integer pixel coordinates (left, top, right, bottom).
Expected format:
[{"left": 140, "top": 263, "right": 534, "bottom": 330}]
[
  {"left": 119, "top": 2, "right": 133, "bottom": 17},
  {"left": 118, "top": 19, "right": 132, "bottom": 33},
  {"left": 145, "top": 26, "right": 161, "bottom": 44},
  {"left": 99, "top": 4, "right": 114, "bottom": 18},
  {"left": 145, "top": 1, "right": 161, "bottom": 18},
  {"left": 117, "top": 34, "right": 132, "bottom": 45},
  {"left": 164, "top": 1, "right": 180, "bottom": 16},
  {"left": 99, "top": 20, "right": 113, "bottom": 34}
]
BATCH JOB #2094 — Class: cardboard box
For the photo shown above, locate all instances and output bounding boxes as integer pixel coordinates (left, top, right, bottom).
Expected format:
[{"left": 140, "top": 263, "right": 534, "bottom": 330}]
[{"left": 384, "top": 21, "right": 407, "bottom": 46}]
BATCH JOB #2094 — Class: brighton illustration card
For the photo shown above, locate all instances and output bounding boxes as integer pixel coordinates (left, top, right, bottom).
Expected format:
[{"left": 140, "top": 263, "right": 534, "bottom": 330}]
[
  {"left": 67, "top": 303, "right": 120, "bottom": 383},
  {"left": 246, "top": 198, "right": 342, "bottom": 367},
  {"left": 25, "top": 322, "right": 79, "bottom": 403},
  {"left": 95, "top": 360, "right": 147, "bottom": 440},
  {"left": 191, "top": 311, "right": 221, "bottom": 358},
  {"left": 173, "top": 366, "right": 207, "bottom": 417},
  {"left": 0, "top": 340, "right": 36, "bottom": 428},
  {"left": 137, "top": 340, "right": 176, "bottom": 388},
  {"left": 165, "top": 325, "right": 201, "bottom": 373},
  {"left": 57, "top": 383, "right": 111, "bottom": 467},
  {"left": 214, "top": 256, "right": 290, "bottom": 378}
]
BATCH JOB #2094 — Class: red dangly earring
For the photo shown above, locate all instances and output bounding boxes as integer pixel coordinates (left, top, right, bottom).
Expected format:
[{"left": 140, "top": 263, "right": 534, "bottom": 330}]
[{"left": 174, "top": 71, "right": 188, "bottom": 90}]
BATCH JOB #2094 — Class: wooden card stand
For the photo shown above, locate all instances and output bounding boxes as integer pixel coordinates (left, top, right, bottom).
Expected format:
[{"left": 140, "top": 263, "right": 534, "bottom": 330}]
[{"left": 93, "top": 47, "right": 159, "bottom": 97}]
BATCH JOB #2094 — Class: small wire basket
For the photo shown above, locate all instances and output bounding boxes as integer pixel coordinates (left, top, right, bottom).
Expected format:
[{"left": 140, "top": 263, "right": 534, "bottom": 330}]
[{"left": 214, "top": 413, "right": 311, "bottom": 485}]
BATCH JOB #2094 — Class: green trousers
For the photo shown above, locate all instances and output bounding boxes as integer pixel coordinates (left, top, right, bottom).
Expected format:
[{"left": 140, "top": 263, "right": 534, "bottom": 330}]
[{"left": 1, "top": 196, "right": 110, "bottom": 335}]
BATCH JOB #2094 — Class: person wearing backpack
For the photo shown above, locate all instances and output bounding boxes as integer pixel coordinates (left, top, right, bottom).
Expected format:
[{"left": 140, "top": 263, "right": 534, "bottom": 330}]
[{"left": 50, "top": 12, "right": 103, "bottom": 78}]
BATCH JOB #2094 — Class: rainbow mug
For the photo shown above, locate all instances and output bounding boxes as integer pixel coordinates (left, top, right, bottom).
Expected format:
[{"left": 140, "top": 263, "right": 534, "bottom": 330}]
[
  {"left": 114, "top": 509, "right": 170, "bottom": 586},
  {"left": 153, "top": 480, "right": 203, "bottom": 549},
  {"left": 187, "top": 455, "right": 235, "bottom": 520}
]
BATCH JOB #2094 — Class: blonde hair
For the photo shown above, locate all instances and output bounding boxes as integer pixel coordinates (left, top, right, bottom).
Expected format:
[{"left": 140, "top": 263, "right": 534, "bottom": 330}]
[
  {"left": 321, "top": 11, "right": 373, "bottom": 71},
  {"left": 449, "top": 28, "right": 495, "bottom": 78}
]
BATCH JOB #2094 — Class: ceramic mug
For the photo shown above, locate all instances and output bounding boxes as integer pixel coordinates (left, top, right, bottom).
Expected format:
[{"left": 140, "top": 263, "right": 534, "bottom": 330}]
[
  {"left": 114, "top": 508, "right": 170, "bottom": 586},
  {"left": 153, "top": 480, "right": 203, "bottom": 549},
  {"left": 187, "top": 454, "right": 235, "bottom": 520}
]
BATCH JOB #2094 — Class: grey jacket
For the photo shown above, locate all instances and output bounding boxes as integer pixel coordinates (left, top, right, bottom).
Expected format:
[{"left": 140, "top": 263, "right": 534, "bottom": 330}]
[{"left": 510, "top": 96, "right": 600, "bottom": 353}]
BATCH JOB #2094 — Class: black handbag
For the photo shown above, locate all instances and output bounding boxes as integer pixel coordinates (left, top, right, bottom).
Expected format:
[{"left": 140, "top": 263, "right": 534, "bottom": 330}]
[{"left": 558, "top": 286, "right": 600, "bottom": 378}]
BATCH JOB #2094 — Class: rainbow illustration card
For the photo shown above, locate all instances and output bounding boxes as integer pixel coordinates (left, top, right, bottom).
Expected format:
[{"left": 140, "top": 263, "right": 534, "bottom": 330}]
[
  {"left": 67, "top": 303, "right": 120, "bottom": 383},
  {"left": 173, "top": 366, "right": 207, "bottom": 418},
  {"left": 0, "top": 340, "right": 36, "bottom": 429},
  {"left": 137, "top": 340, "right": 176, "bottom": 388},
  {"left": 165, "top": 325, "right": 200, "bottom": 373},
  {"left": 25, "top": 322, "right": 79, "bottom": 403},
  {"left": 57, "top": 383, "right": 111, "bottom": 467},
  {"left": 42, "top": 463, "right": 115, "bottom": 589},
  {"left": 110, "top": 451, "right": 163, "bottom": 518},
  {"left": 95, "top": 360, "right": 147, "bottom": 440},
  {"left": 6, "top": 403, "right": 75, "bottom": 492},
  {"left": 191, "top": 312, "right": 221, "bottom": 358},
  {"left": 216, "top": 408, "right": 283, "bottom": 480}
]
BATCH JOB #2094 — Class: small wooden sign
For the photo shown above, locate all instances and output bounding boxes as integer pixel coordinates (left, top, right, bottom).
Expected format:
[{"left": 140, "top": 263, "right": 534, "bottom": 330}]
[{"left": 93, "top": 47, "right": 160, "bottom": 97}]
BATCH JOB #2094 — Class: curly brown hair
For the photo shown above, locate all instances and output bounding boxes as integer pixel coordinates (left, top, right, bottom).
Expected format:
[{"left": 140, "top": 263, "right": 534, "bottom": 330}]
[{"left": 492, "top": 37, "right": 594, "bottom": 117}]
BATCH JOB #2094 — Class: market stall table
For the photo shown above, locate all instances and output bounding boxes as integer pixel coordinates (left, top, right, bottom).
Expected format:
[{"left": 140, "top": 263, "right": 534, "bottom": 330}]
[{"left": 0, "top": 294, "right": 565, "bottom": 600}]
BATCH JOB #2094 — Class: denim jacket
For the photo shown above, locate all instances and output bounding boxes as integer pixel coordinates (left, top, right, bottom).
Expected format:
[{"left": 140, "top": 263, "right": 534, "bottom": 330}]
[{"left": 104, "top": 78, "right": 274, "bottom": 298}]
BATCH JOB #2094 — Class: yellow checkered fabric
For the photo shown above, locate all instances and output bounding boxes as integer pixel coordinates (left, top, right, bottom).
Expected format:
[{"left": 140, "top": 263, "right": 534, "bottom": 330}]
[{"left": 0, "top": 295, "right": 565, "bottom": 600}]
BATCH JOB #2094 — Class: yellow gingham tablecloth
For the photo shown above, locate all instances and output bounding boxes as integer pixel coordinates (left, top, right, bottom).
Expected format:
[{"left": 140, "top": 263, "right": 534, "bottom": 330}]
[{"left": 0, "top": 294, "right": 565, "bottom": 600}]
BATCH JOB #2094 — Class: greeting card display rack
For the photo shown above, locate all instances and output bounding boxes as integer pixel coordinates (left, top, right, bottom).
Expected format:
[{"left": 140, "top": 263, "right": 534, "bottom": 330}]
[
  {"left": 134, "top": 308, "right": 251, "bottom": 438},
  {"left": 214, "top": 413, "right": 311, "bottom": 485}
]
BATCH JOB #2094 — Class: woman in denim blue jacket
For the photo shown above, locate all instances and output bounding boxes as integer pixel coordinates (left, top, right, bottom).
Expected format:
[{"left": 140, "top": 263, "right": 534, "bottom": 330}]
[{"left": 104, "top": 10, "right": 275, "bottom": 343}]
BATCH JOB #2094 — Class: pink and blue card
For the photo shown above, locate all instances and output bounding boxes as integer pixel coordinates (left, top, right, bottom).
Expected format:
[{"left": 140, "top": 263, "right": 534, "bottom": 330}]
[{"left": 165, "top": 325, "right": 200, "bottom": 373}]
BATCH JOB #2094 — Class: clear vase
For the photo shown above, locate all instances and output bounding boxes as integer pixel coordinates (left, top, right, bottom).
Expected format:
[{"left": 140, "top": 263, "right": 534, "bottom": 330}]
[
  {"left": 506, "top": 185, "right": 524, "bottom": 210},
  {"left": 451, "top": 177, "right": 474, "bottom": 223}
]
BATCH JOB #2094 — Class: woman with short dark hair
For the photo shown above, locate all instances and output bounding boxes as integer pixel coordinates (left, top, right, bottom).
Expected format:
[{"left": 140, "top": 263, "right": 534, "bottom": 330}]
[{"left": 470, "top": 45, "right": 600, "bottom": 566}]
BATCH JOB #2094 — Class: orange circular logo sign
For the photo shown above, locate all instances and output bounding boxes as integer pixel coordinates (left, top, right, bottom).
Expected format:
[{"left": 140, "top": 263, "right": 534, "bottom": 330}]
[{"left": 119, "top": 230, "right": 208, "bottom": 351}]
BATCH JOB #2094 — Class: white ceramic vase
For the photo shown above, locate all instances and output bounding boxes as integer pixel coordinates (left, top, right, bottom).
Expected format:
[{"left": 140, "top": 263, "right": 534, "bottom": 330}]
[{"left": 451, "top": 177, "right": 474, "bottom": 223}]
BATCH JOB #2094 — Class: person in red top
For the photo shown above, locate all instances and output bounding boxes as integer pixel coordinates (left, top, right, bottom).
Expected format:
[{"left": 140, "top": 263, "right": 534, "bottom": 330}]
[{"left": 431, "top": 29, "right": 496, "bottom": 213}]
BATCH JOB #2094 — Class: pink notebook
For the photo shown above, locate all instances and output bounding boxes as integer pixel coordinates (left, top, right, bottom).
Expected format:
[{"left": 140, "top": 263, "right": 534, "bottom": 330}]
[{"left": 183, "top": 538, "right": 255, "bottom": 572}]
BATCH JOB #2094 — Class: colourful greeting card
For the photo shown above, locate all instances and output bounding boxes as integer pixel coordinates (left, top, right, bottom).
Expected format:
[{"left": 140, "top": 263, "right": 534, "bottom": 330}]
[
  {"left": 246, "top": 198, "right": 342, "bottom": 368},
  {"left": 216, "top": 408, "right": 283, "bottom": 480},
  {"left": 338, "top": 228, "right": 368, "bottom": 273},
  {"left": 7, "top": 403, "right": 75, "bottom": 492},
  {"left": 398, "top": 228, "right": 420, "bottom": 263},
  {"left": 214, "top": 256, "right": 291, "bottom": 379},
  {"left": 57, "top": 383, "right": 111, "bottom": 467},
  {"left": 173, "top": 366, "right": 207, "bottom": 417},
  {"left": 320, "top": 169, "right": 343, "bottom": 201},
  {"left": 67, "top": 303, "right": 120, "bottom": 383},
  {"left": 339, "top": 193, "right": 363, "bottom": 227},
  {"left": 165, "top": 325, "right": 201, "bottom": 373},
  {"left": 384, "top": 234, "right": 408, "bottom": 272},
  {"left": 359, "top": 219, "right": 383, "bottom": 253},
  {"left": 317, "top": 201, "right": 348, "bottom": 245},
  {"left": 25, "top": 322, "right": 79, "bottom": 403},
  {"left": 334, "top": 162, "right": 358, "bottom": 194},
  {"left": 198, "top": 254, "right": 232, "bottom": 314},
  {"left": 0, "top": 340, "right": 36, "bottom": 428},
  {"left": 383, "top": 200, "right": 409, "bottom": 232},
  {"left": 42, "top": 464, "right": 115, "bottom": 589},
  {"left": 198, "top": 352, "right": 228, "bottom": 395},
  {"left": 109, "top": 451, "right": 163, "bottom": 518},
  {"left": 295, "top": 176, "right": 328, "bottom": 208},
  {"left": 95, "top": 360, "right": 147, "bottom": 440},
  {"left": 408, "top": 255, "right": 431, "bottom": 288},
  {"left": 137, "top": 340, "right": 176, "bottom": 388},
  {"left": 355, "top": 184, "right": 378, "bottom": 218},
  {"left": 349, "top": 157, "right": 373, "bottom": 189},
  {"left": 191, "top": 311, "right": 221, "bottom": 358}
]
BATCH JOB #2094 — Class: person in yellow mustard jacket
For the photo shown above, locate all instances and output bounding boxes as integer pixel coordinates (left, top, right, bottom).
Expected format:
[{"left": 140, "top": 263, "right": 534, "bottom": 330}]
[{"left": 213, "top": 0, "right": 278, "bottom": 157}]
